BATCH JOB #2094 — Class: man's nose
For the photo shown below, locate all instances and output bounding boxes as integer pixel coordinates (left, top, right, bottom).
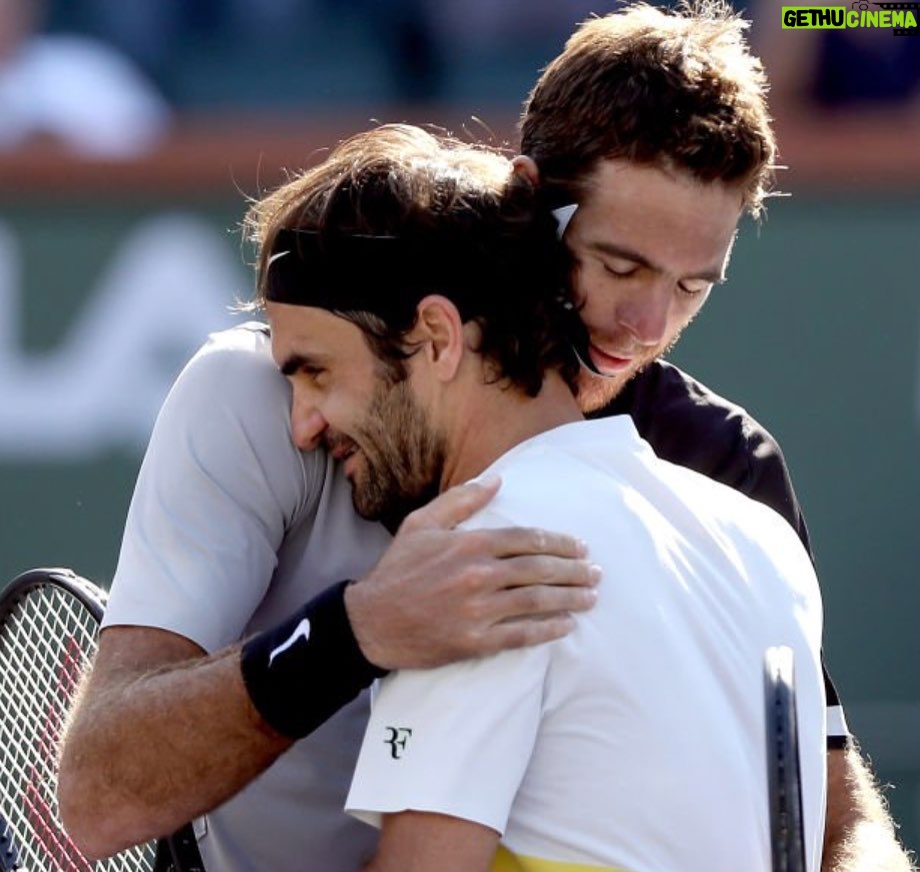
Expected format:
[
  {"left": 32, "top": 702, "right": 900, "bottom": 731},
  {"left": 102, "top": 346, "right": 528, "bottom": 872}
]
[
  {"left": 291, "top": 405, "right": 328, "bottom": 451},
  {"left": 616, "top": 281, "right": 672, "bottom": 347}
]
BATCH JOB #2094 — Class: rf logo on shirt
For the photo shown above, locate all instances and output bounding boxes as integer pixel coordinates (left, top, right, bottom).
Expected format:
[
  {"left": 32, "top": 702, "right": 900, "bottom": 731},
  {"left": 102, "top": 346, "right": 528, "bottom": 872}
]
[{"left": 384, "top": 727, "right": 413, "bottom": 759}]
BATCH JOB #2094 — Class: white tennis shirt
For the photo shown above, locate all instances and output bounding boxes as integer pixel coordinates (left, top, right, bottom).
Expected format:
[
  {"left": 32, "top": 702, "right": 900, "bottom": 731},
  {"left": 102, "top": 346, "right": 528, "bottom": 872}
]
[{"left": 347, "top": 417, "right": 827, "bottom": 872}]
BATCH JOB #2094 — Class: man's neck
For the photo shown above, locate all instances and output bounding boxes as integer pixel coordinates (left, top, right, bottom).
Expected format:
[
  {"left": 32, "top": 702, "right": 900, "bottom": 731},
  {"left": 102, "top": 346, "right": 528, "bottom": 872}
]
[{"left": 440, "top": 373, "right": 583, "bottom": 490}]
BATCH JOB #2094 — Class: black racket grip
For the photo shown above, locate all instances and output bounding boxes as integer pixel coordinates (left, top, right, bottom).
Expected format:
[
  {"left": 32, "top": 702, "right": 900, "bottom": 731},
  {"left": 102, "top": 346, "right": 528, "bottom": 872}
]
[{"left": 153, "top": 822, "right": 206, "bottom": 872}]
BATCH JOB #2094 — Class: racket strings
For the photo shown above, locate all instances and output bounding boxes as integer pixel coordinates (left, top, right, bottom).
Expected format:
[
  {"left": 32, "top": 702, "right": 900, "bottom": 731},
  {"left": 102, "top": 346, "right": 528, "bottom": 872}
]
[{"left": 0, "top": 583, "right": 156, "bottom": 871}]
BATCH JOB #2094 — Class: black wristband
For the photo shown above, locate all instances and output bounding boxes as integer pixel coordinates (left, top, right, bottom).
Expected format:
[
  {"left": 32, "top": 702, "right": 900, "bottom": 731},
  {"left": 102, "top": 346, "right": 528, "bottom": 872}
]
[{"left": 240, "top": 580, "right": 388, "bottom": 739}]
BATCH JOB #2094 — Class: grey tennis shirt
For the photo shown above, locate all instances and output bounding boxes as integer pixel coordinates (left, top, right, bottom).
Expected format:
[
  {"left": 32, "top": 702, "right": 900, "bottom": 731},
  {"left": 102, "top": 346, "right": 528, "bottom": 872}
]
[{"left": 103, "top": 322, "right": 393, "bottom": 872}]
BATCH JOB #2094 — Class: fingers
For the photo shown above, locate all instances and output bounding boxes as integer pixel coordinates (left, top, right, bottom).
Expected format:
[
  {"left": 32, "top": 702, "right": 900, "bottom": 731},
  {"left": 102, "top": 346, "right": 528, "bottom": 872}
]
[
  {"left": 351, "top": 500, "right": 602, "bottom": 669},
  {"left": 473, "top": 614, "right": 580, "bottom": 658},
  {"left": 490, "top": 574, "right": 600, "bottom": 621},
  {"left": 400, "top": 476, "right": 501, "bottom": 533},
  {"left": 474, "top": 554, "right": 602, "bottom": 595},
  {"left": 473, "top": 528, "right": 590, "bottom": 561}
]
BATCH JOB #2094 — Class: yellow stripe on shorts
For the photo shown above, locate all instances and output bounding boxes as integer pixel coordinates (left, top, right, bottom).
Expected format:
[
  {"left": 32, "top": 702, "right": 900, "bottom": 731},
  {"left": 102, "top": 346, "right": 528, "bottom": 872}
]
[{"left": 492, "top": 844, "right": 626, "bottom": 872}]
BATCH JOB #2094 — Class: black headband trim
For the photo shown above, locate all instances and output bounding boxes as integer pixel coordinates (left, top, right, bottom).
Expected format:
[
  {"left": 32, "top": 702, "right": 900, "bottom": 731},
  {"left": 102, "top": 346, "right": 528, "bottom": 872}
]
[{"left": 264, "top": 228, "right": 482, "bottom": 321}]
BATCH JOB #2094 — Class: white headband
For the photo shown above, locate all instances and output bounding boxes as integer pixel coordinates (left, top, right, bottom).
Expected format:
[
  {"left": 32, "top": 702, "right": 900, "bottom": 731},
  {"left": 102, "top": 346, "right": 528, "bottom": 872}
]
[{"left": 551, "top": 204, "right": 578, "bottom": 240}]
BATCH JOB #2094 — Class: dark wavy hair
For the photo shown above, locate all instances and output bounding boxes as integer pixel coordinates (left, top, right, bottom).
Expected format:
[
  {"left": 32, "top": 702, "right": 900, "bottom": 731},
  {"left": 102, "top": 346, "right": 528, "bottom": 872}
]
[
  {"left": 245, "top": 123, "right": 584, "bottom": 397},
  {"left": 520, "top": 0, "right": 776, "bottom": 217}
]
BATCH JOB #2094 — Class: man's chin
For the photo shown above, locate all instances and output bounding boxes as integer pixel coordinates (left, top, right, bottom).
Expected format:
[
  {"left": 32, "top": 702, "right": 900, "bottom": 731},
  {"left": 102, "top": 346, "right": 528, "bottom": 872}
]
[
  {"left": 576, "top": 368, "right": 631, "bottom": 413},
  {"left": 351, "top": 487, "right": 432, "bottom": 535},
  {"left": 350, "top": 489, "right": 386, "bottom": 524}
]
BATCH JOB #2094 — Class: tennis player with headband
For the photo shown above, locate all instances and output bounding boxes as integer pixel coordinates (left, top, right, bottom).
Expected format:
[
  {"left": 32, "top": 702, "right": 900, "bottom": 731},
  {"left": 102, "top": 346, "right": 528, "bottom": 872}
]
[{"left": 248, "top": 120, "right": 827, "bottom": 871}]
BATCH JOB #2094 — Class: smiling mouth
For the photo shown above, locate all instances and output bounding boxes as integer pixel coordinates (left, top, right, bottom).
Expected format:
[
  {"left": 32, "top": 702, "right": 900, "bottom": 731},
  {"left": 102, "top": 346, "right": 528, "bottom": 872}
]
[
  {"left": 333, "top": 446, "right": 363, "bottom": 482},
  {"left": 343, "top": 450, "right": 360, "bottom": 478},
  {"left": 328, "top": 439, "right": 360, "bottom": 472},
  {"left": 330, "top": 444, "right": 354, "bottom": 461}
]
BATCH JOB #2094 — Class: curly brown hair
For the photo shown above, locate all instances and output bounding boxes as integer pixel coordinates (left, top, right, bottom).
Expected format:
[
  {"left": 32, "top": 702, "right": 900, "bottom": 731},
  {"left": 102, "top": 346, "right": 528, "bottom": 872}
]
[
  {"left": 245, "top": 124, "right": 584, "bottom": 397},
  {"left": 520, "top": 0, "right": 776, "bottom": 217}
]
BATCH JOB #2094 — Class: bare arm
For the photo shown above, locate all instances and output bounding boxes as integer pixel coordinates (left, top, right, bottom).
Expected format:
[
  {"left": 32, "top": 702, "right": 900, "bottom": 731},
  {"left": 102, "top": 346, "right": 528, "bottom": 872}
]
[
  {"left": 58, "top": 479, "right": 598, "bottom": 859},
  {"left": 364, "top": 811, "right": 500, "bottom": 872},
  {"left": 823, "top": 744, "right": 917, "bottom": 872},
  {"left": 58, "top": 628, "right": 289, "bottom": 859}
]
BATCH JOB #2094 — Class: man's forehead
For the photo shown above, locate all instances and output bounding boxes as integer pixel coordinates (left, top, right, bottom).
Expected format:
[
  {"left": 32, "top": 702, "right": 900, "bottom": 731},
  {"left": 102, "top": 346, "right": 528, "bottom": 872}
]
[
  {"left": 268, "top": 300, "right": 339, "bottom": 332},
  {"left": 580, "top": 158, "right": 744, "bottom": 208},
  {"left": 267, "top": 302, "right": 358, "bottom": 359},
  {"left": 574, "top": 158, "right": 743, "bottom": 267}
]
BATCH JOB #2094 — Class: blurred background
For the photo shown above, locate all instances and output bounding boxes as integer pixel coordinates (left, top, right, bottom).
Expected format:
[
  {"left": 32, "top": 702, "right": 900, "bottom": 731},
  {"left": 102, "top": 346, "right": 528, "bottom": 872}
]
[{"left": 0, "top": 0, "right": 918, "bottom": 858}]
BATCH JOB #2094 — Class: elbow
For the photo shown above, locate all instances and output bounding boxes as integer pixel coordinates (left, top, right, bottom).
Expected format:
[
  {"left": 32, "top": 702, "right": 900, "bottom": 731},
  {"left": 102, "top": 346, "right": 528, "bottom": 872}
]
[
  {"left": 58, "top": 795, "right": 151, "bottom": 864},
  {"left": 58, "top": 753, "right": 163, "bottom": 862},
  {"left": 57, "top": 768, "right": 104, "bottom": 860},
  {"left": 56, "top": 744, "right": 82, "bottom": 835},
  {"left": 57, "top": 750, "right": 121, "bottom": 861},
  {"left": 58, "top": 799, "right": 131, "bottom": 862}
]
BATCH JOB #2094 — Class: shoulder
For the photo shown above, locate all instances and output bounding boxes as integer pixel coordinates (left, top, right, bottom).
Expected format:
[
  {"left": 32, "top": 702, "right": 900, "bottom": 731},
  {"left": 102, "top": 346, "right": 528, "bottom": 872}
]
[
  {"left": 465, "top": 419, "right": 638, "bottom": 534},
  {"left": 160, "top": 320, "right": 294, "bottom": 443},
  {"left": 106, "top": 323, "right": 324, "bottom": 648},
  {"left": 592, "top": 361, "right": 812, "bottom": 550},
  {"left": 614, "top": 359, "right": 776, "bottom": 455},
  {"left": 170, "top": 322, "right": 282, "bottom": 405},
  {"left": 142, "top": 321, "right": 319, "bottom": 520},
  {"left": 189, "top": 319, "right": 272, "bottom": 360},
  {"left": 627, "top": 358, "right": 786, "bottom": 476}
]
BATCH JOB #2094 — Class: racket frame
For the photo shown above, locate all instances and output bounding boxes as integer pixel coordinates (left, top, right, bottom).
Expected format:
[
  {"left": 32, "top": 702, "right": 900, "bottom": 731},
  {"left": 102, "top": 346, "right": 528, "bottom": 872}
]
[
  {"left": 764, "top": 645, "right": 807, "bottom": 872},
  {"left": 0, "top": 567, "right": 203, "bottom": 871}
]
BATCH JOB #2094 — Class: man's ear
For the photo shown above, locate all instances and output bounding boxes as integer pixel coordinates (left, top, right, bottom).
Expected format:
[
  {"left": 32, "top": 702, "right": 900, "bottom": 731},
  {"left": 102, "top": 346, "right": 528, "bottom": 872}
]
[
  {"left": 512, "top": 155, "right": 540, "bottom": 186},
  {"left": 413, "top": 295, "right": 464, "bottom": 382}
]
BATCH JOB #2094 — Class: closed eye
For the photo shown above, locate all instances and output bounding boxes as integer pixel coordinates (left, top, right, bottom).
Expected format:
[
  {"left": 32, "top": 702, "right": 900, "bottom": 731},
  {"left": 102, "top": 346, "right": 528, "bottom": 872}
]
[
  {"left": 601, "top": 259, "right": 639, "bottom": 279},
  {"left": 677, "top": 281, "right": 710, "bottom": 297},
  {"left": 280, "top": 353, "right": 327, "bottom": 379},
  {"left": 678, "top": 277, "right": 721, "bottom": 297},
  {"left": 296, "top": 364, "right": 327, "bottom": 388}
]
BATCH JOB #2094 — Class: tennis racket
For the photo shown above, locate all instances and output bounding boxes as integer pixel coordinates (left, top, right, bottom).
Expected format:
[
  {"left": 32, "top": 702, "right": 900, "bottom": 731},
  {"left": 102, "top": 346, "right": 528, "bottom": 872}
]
[
  {"left": 0, "top": 568, "right": 204, "bottom": 872},
  {"left": 763, "top": 645, "right": 807, "bottom": 872}
]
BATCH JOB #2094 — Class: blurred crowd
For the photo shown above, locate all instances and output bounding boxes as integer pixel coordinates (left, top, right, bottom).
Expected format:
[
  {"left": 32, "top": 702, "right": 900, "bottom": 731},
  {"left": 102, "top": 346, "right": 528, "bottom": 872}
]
[
  {"left": 39, "top": 0, "right": 604, "bottom": 110},
  {"left": 1, "top": 0, "right": 919, "bottom": 158},
  {"left": 750, "top": 0, "right": 920, "bottom": 116},
  {"left": 0, "top": 0, "right": 169, "bottom": 157}
]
